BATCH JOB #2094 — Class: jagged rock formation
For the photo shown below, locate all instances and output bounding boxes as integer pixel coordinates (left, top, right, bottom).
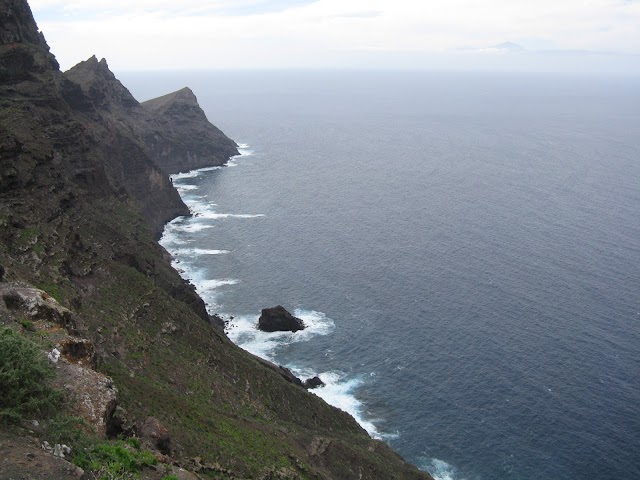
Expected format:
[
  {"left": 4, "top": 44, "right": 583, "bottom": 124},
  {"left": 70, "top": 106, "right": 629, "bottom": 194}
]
[
  {"left": 0, "top": 1, "right": 433, "bottom": 478},
  {"left": 258, "top": 305, "right": 306, "bottom": 332},
  {"left": 65, "top": 56, "right": 239, "bottom": 175},
  {"left": 140, "top": 86, "right": 239, "bottom": 173}
]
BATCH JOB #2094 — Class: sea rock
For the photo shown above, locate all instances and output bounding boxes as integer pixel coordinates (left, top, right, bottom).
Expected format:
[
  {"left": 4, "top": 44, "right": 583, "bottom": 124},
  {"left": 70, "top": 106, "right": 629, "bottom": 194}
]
[
  {"left": 278, "top": 366, "right": 304, "bottom": 387},
  {"left": 303, "top": 376, "right": 325, "bottom": 389},
  {"left": 258, "top": 306, "right": 305, "bottom": 332}
]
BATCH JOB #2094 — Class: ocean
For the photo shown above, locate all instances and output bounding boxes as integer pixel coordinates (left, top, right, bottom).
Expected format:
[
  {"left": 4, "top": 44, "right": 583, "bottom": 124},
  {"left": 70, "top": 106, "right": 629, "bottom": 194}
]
[{"left": 120, "top": 71, "right": 640, "bottom": 480}]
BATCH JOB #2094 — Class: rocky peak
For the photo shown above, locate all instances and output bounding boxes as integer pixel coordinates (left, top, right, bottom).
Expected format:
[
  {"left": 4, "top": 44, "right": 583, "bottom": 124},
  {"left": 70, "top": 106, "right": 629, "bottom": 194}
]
[
  {"left": 0, "top": 0, "right": 43, "bottom": 44},
  {"left": 65, "top": 55, "right": 139, "bottom": 110},
  {"left": 141, "top": 86, "right": 203, "bottom": 118},
  {"left": 0, "top": 0, "right": 59, "bottom": 80}
]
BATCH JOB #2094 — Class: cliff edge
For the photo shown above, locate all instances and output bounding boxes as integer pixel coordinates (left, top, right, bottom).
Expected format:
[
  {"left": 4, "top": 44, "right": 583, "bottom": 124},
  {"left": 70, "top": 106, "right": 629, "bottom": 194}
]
[
  {"left": 65, "top": 56, "right": 239, "bottom": 175},
  {"left": 0, "top": 1, "right": 433, "bottom": 478}
]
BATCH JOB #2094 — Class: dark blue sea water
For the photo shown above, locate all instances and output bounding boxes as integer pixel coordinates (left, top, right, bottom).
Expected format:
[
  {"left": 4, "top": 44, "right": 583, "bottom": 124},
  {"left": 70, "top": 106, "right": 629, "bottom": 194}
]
[{"left": 121, "top": 71, "right": 640, "bottom": 480}]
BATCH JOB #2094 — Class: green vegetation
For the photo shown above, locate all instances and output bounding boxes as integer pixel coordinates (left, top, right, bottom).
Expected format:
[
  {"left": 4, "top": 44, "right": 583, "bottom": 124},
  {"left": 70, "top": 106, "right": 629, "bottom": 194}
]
[
  {"left": 43, "top": 414, "right": 159, "bottom": 480},
  {"left": 0, "top": 327, "right": 61, "bottom": 424},
  {"left": 45, "top": 415, "right": 90, "bottom": 446},
  {"left": 73, "top": 439, "right": 157, "bottom": 480},
  {"left": 18, "top": 318, "right": 36, "bottom": 332},
  {"left": 35, "top": 280, "right": 65, "bottom": 304}
]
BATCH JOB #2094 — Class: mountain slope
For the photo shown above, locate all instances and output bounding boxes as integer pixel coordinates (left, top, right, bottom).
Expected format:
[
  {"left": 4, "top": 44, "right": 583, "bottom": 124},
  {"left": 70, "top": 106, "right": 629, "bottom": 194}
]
[{"left": 0, "top": 1, "right": 433, "bottom": 478}]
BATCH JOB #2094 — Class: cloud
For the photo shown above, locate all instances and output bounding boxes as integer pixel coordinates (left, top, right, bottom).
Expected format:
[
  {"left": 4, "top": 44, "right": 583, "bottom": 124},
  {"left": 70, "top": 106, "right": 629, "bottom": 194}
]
[{"left": 30, "top": 0, "right": 640, "bottom": 71}]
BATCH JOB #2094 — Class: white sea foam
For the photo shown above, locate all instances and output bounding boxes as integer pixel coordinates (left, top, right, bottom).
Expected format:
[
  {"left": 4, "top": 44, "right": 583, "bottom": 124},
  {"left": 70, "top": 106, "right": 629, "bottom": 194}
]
[
  {"left": 171, "top": 166, "right": 223, "bottom": 182},
  {"left": 180, "top": 223, "right": 215, "bottom": 233},
  {"left": 159, "top": 227, "right": 188, "bottom": 246},
  {"left": 420, "top": 458, "right": 464, "bottom": 480},
  {"left": 175, "top": 184, "right": 200, "bottom": 192},
  {"left": 199, "top": 212, "right": 265, "bottom": 220},
  {"left": 172, "top": 248, "right": 230, "bottom": 256},
  {"left": 225, "top": 309, "right": 335, "bottom": 361},
  {"left": 309, "top": 372, "right": 383, "bottom": 438},
  {"left": 237, "top": 144, "right": 254, "bottom": 156},
  {"left": 198, "top": 279, "right": 239, "bottom": 290},
  {"left": 172, "top": 171, "right": 201, "bottom": 180},
  {"left": 224, "top": 310, "right": 387, "bottom": 438},
  {"left": 190, "top": 202, "right": 264, "bottom": 220}
]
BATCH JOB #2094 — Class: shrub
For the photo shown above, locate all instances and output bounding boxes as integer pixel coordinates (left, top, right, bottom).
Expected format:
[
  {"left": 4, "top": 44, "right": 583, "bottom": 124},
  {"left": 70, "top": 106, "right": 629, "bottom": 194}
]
[
  {"left": 46, "top": 415, "right": 90, "bottom": 446},
  {"left": 73, "top": 440, "right": 157, "bottom": 480},
  {"left": 18, "top": 318, "right": 36, "bottom": 332},
  {"left": 0, "top": 327, "right": 61, "bottom": 423}
]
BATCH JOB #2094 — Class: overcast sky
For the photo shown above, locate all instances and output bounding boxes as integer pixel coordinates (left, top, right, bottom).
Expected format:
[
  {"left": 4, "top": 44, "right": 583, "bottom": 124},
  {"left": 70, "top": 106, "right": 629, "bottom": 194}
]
[{"left": 30, "top": 0, "right": 640, "bottom": 73}]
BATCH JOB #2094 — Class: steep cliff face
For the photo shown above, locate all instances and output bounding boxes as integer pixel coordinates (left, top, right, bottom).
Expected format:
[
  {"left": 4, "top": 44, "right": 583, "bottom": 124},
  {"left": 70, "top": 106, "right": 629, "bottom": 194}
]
[
  {"left": 0, "top": 1, "right": 433, "bottom": 479},
  {"left": 140, "top": 86, "right": 240, "bottom": 173},
  {"left": 65, "top": 57, "right": 239, "bottom": 175},
  {"left": 61, "top": 55, "right": 191, "bottom": 238}
]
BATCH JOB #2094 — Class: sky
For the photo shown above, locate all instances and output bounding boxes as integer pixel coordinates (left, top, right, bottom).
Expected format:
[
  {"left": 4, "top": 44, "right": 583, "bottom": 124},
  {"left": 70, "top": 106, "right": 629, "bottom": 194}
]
[{"left": 29, "top": 0, "right": 640, "bottom": 73}]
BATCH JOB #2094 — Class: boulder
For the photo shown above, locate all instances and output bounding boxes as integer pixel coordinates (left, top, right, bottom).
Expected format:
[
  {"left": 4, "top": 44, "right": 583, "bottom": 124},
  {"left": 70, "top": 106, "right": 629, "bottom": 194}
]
[
  {"left": 258, "top": 306, "right": 305, "bottom": 332},
  {"left": 303, "top": 376, "right": 325, "bottom": 389},
  {"left": 51, "top": 358, "right": 118, "bottom": 437},
  {"left": 0, "top": 283, "right": 77, "bottom": 332},
  {"left": 139, "top": 417, "right": 171, "bottom": 456}
]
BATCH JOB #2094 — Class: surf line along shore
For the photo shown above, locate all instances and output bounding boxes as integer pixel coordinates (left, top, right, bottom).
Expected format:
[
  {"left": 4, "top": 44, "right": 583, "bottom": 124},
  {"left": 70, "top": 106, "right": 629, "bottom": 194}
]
[{"left": 160, "top": 148, "right": 389, "bottom": 440}]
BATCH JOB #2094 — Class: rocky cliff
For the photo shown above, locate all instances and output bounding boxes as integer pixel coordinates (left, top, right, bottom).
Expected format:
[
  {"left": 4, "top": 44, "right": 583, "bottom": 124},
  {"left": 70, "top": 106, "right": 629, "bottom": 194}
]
[
  {"left": 65, "top": 56, "right": 239, "bottom": 175},
  {"left": 0, "top": 1, "right": 433, "bottom": 479}
]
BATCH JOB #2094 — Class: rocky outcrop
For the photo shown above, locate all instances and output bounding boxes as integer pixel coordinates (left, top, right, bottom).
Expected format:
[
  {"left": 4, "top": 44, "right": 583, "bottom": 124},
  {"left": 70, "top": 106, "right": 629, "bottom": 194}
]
[
  {"left": 258, "top": 305, "right": 305, "bottom": 332},
  {"left": 139, "top": 416, "right": 171, "bottom": 456},
  {"left": 1, "top": 284, "right": 76, "bottom": 332},
  {"left": 303, "top": 376, "right": 325, "bottom": 389},
  {"left": 0, "top": 282, "right": 118, "bottom": 437},
  {"left": 65, "top": 58, "right": 239, "bottom": 176},
  {"left": 52, "top": 356, "right": 118, "bottom": 437},
  {"left": 140, "top": 87, "right": 239, "bottom": 173},
  {"left": 64, "top": 55, "right": 137, "bottom": 110}
]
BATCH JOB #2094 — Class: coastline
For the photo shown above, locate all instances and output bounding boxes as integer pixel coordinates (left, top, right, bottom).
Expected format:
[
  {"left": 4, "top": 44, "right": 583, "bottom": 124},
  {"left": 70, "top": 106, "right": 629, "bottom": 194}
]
[
  {"left": 159, "top": 145, "right": 390, "bottom": 441},
  {"left": 1, "top": 2, "right": 437, "bottom": 476}
]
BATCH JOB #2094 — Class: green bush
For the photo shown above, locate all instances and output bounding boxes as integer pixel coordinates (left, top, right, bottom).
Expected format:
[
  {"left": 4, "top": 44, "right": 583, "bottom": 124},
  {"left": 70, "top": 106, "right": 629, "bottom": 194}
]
[
  {"left": 18, "top": 318, "right": 36, "bottom": 332},
  {"left": 46, "top": 415, "right": 90, "bottom": 446},
  {"left": 73, "top": 440, "right": 157, "bottom": 480},
  {"left": 0, "top": 327, "right": 61, "bottom": 423}
]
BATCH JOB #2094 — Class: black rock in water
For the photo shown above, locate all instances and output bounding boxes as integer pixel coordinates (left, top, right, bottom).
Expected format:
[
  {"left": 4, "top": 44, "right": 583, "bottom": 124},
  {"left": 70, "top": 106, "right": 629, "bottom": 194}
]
[
  {"left": 258, "top": 305, "right": 305, "bottom": 332},
  {"left": 303, "top": 376, "right": 325, "bottom": 389}
]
